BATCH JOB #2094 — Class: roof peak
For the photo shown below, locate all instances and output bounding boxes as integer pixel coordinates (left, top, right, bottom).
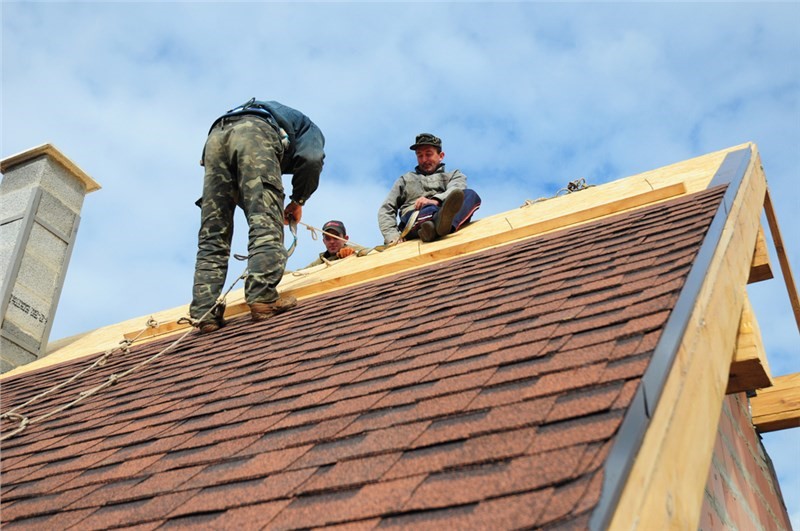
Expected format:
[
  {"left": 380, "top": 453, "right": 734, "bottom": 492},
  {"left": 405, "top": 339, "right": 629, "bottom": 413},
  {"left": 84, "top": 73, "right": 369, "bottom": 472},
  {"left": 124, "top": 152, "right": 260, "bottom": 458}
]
[{"left": 2, "top": 143, "right": 755, "bottom": 379}]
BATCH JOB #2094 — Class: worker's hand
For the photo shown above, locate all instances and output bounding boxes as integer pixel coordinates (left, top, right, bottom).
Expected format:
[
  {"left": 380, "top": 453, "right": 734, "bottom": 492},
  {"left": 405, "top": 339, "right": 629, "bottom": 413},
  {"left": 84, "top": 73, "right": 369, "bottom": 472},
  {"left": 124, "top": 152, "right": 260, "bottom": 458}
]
[
  {"left": 284, "top": 201, "right": 302, "bottom": 225},
  {"left": 337, "top": 247, "right": 355, "bottom": 258},
  {"left": 414, "top": 196, "right": 440, "bottom": 210}
]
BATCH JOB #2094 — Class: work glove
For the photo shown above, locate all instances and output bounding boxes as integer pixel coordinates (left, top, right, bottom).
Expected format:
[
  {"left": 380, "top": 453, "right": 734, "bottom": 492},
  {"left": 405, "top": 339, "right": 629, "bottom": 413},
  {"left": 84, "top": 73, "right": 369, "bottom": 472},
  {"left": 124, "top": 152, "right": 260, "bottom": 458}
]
[
  {"left": 284, "top": 201, "right": 302, "bottom": 225},
  {"left": 337, "top": 247, "right": 356, "bottom": 258}
]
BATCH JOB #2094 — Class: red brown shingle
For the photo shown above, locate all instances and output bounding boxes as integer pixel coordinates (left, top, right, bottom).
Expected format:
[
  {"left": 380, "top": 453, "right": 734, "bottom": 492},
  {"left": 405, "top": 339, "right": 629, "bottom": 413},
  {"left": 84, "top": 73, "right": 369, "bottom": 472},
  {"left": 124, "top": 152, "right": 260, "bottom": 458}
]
[{"left": 0, "top": 186, "right": 729, "bottom": 528}]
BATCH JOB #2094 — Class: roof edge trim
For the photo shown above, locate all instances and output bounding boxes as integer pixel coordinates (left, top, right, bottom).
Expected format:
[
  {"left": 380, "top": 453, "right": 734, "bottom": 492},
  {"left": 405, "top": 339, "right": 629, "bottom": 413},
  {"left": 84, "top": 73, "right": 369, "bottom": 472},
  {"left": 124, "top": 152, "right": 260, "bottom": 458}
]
[
  {"left": 641, "top": 148, "right": 751, "bottom": 404},
  {"left": 590, "top": 146, "right": 755, "bottom": 530}
]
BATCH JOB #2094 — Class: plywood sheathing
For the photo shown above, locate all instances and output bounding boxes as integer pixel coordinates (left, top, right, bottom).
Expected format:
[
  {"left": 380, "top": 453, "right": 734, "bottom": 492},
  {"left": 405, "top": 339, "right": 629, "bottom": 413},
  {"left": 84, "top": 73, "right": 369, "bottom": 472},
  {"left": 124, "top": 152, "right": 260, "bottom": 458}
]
[
  {"left": 0, "top": 143, "right": 754, "bottom": 379},
  {"left": 607, "top": 145, "right": 767, "bottom": 529}
]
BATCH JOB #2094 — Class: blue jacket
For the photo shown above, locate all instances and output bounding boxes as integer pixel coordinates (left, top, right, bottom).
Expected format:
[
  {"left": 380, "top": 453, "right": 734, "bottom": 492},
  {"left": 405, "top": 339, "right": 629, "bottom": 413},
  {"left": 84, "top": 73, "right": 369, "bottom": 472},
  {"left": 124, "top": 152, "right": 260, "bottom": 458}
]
[{"left": 214, "top": 98, "right": 325, "bottom": 205}]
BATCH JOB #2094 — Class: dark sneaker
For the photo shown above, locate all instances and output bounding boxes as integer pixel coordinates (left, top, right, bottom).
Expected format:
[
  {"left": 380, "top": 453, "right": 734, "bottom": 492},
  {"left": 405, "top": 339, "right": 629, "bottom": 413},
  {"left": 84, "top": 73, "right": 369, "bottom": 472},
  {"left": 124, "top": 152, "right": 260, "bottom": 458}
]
[
  {"left": 417, "top": 221, "right": 437, "bottom": 242},
  {"left": 435, "top": 189, "right": 464, "bottom": 236},
  {"left": 250, "top": 295, "right": 298, "bottom": 321}
]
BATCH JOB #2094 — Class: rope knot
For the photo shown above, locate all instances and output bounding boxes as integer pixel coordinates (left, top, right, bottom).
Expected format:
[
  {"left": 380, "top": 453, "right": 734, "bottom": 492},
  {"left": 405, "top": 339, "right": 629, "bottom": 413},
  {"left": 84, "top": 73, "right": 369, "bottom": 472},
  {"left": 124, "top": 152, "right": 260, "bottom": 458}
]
[{"left": 306, "top": 225, "right": 320, "bottom": 241}]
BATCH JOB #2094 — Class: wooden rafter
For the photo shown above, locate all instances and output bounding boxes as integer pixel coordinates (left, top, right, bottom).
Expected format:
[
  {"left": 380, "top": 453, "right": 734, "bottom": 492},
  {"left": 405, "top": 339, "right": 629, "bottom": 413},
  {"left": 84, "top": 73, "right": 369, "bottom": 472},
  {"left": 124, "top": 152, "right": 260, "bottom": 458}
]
[
  {"left": 727, "top": 293, "right": 773, "bottom": 394},
  {"left": 763, "top": 189, "right": 800, "bottom": 333},
  {"left": 747, "top": 225, "right": 773, "bottom": 284},
  {"left": 751, "top": 373, "right": 800, "bottom": 432}
]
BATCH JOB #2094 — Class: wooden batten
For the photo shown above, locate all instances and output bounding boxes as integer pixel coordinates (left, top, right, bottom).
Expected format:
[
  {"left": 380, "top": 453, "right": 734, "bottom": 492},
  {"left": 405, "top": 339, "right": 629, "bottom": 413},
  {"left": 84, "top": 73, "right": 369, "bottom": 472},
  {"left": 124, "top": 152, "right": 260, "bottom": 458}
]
[
  {"left": 726, "top": 293, "right": 773, "bottom": 394},
  {"left": 751, "top": 373, "right": 800, "bottom": 432},
  {"left": 747, "top": 225, "right": 773, "bottom": 284},
  {"left": 122, "top": 319, "right": 188, "bottom": 343},
  {"left": 608, "top": 145, "right": 767, "bottom": 529},
  {"left": 283, "top": 183, "right": 688, "bottom": 299},
  {"left": 126, "top": 181, "right": 687, "bottom": 341},
  {"left": 122, "top": 302, "right": 251, "bottom": 343}
]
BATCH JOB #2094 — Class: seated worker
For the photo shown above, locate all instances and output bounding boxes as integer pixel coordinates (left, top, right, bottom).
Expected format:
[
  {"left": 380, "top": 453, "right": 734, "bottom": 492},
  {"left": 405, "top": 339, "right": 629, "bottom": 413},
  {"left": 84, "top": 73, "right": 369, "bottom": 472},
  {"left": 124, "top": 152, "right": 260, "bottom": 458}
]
[
  {"left": 304, "top": 220, "right": 365, "bottom": 268},
  {"left": 378, "top": 133, "right": 481, "bottom": 245}
]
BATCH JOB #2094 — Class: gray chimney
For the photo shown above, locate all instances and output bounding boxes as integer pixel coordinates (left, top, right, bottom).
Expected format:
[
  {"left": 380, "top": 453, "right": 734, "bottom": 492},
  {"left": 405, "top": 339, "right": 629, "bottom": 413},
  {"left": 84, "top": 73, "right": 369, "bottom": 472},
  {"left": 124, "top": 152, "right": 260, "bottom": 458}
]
[{"left": 0, "top": 144, "right": 100, "bottom": 373}]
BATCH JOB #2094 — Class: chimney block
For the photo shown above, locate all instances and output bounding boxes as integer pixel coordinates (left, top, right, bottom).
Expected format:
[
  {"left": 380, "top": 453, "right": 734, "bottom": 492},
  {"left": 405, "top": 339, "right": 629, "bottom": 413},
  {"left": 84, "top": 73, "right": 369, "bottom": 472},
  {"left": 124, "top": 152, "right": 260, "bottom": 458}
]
[{"left": 0, "top": 144, "right": 100, "bottom": 373}]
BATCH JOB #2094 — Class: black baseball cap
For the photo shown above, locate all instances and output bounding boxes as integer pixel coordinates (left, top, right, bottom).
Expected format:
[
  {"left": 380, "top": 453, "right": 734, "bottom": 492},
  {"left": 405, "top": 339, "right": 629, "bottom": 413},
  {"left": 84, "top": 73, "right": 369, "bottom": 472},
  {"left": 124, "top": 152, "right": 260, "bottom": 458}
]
[{"left": 322, "top": 220, "right": 346, "bottom": 237}]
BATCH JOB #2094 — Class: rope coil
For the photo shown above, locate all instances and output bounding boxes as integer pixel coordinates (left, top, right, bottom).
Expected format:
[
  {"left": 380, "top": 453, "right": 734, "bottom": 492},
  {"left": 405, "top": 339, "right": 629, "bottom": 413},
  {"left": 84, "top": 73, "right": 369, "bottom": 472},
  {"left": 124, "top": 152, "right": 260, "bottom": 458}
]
[{"left": 521, "top": 178, "right": 595, "bottom": 207}]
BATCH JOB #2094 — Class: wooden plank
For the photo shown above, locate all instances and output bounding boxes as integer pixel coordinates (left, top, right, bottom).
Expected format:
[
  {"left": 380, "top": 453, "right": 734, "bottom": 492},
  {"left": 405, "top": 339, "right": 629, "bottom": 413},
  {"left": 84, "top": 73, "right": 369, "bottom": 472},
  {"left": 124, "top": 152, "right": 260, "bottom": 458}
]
[
  {"left": 600, "top": 142, "right": 751, "bottom": 197},
  {"left": 123, "top": 319, "right": 186, "bottom": 343},
  {"left": 283, "top": 182, "right": 687, "bottom": 301},
  {"left": 726, "top": 293, "right": 773, "bottom": 394},
  {"left": 747, "top": 225, "right": 773, "bottom": 284},
  {"left": 121, "top": 182, "right": 688, "bottom": 341},
  {"left": 1, "top": 143, "right": 751, "bottom": 379},
  {"left": 764, "top": 189, "right": 800, "bottom": 333},
  {"left": 608, "top": 144, "right": 766, "bottom": 529},
  {"left": 751, "top": 373, "right": 800, "bottom": 432}
]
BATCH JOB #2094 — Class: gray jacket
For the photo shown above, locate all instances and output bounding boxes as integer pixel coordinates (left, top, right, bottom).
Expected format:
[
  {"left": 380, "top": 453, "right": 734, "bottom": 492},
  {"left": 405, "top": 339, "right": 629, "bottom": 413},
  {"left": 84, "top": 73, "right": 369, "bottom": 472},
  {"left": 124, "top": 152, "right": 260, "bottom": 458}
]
[{"left": 377, "top": 163, "right": 467, "bottom": 243}]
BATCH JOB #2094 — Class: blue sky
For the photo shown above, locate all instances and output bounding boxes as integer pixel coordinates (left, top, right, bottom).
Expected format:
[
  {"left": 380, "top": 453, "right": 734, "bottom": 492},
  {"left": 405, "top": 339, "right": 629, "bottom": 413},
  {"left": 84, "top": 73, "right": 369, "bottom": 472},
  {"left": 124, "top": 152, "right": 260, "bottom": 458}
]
[{"left": 2, "top": 1, "right": 798, "bottom": 525}]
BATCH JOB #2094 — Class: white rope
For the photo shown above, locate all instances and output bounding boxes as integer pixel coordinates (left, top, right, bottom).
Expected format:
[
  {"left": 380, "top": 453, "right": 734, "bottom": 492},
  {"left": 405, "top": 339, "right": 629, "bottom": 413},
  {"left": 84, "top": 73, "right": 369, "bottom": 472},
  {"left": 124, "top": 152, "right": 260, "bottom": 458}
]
[{"left": 0, "top": 265, "right": 249, "bottom": 442}]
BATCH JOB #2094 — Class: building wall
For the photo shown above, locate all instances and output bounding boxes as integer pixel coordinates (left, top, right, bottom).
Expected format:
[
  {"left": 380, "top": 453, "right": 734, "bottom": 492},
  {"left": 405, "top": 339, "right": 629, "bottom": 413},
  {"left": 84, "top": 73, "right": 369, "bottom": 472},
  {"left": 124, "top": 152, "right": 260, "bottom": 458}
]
[{"left": 699, "top": 393, "right": 791, "bottom": 530}]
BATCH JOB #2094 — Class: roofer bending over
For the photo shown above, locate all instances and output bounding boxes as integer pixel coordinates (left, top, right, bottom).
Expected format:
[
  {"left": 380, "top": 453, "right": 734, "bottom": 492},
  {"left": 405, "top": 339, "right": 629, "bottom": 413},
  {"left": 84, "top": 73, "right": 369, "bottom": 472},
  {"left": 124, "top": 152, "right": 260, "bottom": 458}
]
[
  {"left": 191, "top": 98, "right": 325, "bottom": 333},
  {"left": 378, "top": 133, "right": 481, "bottom": 245},
  {"left": 304, "top": 220, "right": 366, "bottom": 268}
]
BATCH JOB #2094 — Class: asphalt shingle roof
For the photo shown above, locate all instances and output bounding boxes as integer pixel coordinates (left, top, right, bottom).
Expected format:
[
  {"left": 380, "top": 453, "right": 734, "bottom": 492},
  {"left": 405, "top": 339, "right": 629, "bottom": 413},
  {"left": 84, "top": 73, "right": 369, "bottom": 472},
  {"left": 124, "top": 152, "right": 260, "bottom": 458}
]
[{"left": 0, "top": 184, "right": 727, "bottom": 529}]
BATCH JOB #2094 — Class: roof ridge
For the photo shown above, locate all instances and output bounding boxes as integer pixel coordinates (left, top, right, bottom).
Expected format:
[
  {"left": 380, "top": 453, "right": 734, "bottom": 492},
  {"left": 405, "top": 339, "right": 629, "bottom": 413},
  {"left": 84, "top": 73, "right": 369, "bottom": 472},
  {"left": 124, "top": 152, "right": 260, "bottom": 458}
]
[{"left": 1, "top": 144, "right": 749, "bottom": 379}]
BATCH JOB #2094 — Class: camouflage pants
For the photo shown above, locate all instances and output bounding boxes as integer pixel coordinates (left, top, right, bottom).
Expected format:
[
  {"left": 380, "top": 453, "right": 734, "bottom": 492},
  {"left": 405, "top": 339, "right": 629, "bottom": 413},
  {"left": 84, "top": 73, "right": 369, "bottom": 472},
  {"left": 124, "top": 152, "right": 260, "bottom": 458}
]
[{"left": 190, "top": 115, "right": 286, "bottom": 321}]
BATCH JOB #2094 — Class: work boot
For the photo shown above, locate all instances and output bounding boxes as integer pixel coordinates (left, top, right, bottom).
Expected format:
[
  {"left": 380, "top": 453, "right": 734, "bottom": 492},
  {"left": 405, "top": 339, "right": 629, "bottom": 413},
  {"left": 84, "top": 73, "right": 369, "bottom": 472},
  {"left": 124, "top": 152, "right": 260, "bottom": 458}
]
[
  {"left": 199, "top": 321, "right": 222, "bottom": 334},
  {"left": 250, "top": 295, "right": 298, "bottom": 321},
  {"left": 417, "top": 221, "right": 437, "bottom": 242},
  {"left": 197, "top": 302, "right": 226, "bottom": 334},
  {"left": 435, "top": 189, "right": 465, "bottom": 236}
]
